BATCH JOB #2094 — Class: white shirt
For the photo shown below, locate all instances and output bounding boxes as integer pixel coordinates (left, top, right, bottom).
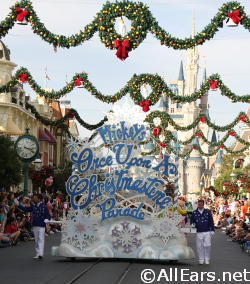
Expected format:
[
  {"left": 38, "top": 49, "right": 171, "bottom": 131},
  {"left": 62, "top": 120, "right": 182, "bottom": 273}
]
[{"left": 198, "top": 208, "right": 204, "bottom": 214}]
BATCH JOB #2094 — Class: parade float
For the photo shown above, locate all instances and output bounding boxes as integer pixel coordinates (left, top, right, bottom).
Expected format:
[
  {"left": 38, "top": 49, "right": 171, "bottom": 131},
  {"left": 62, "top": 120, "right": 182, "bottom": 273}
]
[{"left": 51, "top": 100, "right": 195, "bottom": 260}]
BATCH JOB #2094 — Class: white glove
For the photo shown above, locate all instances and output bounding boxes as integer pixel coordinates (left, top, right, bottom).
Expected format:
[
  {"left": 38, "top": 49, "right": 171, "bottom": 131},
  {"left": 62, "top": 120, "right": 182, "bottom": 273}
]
[
  {"left": 210, "top": 231, "right": 215, "bottom": 236},
  {"left": 14, "top": 198, "right": 19, "bottom": 206},
  {"left": 44, "top": 219, "right": 50, "bottom": 224},
  {"left": 191, "top": 224, "right": 196, "bottom": 227}
]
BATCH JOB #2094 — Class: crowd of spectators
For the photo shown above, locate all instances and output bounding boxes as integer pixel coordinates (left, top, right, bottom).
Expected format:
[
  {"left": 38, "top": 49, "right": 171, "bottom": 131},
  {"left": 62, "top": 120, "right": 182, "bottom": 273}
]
[
  {"left": 198, "top": 195, "right": 250, "bottom": 254},
  {"left": 0, "top": 190, "right": 68, "bottom": 248}
]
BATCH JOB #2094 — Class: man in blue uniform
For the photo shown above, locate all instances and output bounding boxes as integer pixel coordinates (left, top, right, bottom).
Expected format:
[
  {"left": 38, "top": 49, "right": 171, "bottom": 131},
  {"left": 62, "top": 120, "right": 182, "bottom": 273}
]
[
  {"left": 190, "top": 199, "right": 214, "bottom": 265},
  {"left": 14, "top": 193, "right": 51, "bottom": 259}
]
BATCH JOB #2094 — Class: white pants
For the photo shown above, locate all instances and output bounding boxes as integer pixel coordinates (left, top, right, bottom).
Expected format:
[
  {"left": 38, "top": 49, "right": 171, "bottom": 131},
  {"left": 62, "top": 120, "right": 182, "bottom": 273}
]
[
  {"left": 33, "top": 227, "right": 45, "bottom": 256},
  {"left": 196, "top": 232, "right": 211, "bottom": 263}
]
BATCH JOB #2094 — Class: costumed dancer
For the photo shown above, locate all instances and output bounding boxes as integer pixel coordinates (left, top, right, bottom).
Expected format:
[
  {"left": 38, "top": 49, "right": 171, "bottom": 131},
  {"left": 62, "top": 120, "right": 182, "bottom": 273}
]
[
  {"left": 190, "top": 199, "right": 214, "bottom": 265},
  {"left": 14, "top": 193, "right": 51, "bottom": 259}
]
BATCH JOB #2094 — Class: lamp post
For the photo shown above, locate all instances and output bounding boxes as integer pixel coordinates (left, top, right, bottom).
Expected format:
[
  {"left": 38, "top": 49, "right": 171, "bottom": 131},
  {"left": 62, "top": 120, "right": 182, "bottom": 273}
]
[
  {"left": 200, "top": 181, "right": 203, "bottom": 197},
  {"left": 33, "top": 158, "right": 43, "bottom": 193},
  {"left": 230, "top": 172, "right": 236, "bottom": 181}
]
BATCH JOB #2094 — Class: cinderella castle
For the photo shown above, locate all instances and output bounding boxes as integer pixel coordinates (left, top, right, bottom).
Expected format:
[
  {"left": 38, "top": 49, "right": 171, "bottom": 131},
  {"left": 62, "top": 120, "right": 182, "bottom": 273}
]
[{"left": 154, "top": 24, "right": 222, "bottom": 197}]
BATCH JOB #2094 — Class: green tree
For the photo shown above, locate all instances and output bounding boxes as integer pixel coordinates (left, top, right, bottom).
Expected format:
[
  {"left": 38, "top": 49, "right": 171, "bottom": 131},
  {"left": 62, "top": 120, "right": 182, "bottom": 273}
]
[
  {"left": 0, "top": 135, "right": 23, "bottom": 190},
  {"left": 51, "top": 161, "right": 72, "bottom": 194}
]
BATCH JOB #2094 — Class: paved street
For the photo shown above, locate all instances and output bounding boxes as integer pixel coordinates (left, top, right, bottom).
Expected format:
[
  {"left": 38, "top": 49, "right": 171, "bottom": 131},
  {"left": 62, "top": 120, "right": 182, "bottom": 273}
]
[{"left": 0, "top": 228, "right": 249, "bottom": 284}]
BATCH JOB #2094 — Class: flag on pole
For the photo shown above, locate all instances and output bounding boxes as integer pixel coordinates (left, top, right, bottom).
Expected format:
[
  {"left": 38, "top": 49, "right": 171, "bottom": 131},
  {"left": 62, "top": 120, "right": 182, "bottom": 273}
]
[{"left": 45, "top": 73, "right": 50, "bottom": 81}]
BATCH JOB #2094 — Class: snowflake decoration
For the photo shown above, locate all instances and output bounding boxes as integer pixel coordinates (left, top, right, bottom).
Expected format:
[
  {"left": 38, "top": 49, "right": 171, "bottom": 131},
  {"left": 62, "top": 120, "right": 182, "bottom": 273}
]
[
  {"left": 148, "top": 215, "right": 183, "bottom": 248},
  {"left": 104, "top": 98, "right": 147, "bottom": 125},
  {"left": 64, "top": 209, "right": 99, "bottom": 250},
  {"left": 65, "top": 136, "right": 79, "bottom": 150},
  {"left": 111, "top": 222, "right": 142, "bottom": 254},
  {"left": 78, "top": 137, "right": 94, "bottom": 150}
]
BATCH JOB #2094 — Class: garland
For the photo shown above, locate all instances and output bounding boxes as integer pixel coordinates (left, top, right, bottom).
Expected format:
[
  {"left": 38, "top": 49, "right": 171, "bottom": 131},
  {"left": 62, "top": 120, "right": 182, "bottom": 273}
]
[
  {"left": 25, "top": 102, "right": 108, "bottom": 130},
  {"left": 1, "top": 1, "right": 249, "bottom": 57},
  {"left": 4, "top": 68, "right": 250, "bottom": 105}
]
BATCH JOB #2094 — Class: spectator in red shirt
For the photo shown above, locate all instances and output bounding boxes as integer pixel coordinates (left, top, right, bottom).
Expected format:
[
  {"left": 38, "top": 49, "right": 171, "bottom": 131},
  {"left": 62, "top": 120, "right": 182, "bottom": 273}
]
[{"left": 4, "top": 217, "right": 20, "bottom": 245}]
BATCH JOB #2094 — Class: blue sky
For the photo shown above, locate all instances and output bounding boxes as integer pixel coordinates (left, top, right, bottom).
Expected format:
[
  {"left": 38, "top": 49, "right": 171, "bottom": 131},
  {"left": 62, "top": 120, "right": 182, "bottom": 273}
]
[{"left": 1, "top": 0, "right": 250, "bottom": 145}]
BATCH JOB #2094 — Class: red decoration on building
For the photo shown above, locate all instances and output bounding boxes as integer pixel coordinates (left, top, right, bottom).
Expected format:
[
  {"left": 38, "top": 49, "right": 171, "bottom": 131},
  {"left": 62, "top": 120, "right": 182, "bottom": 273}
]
[
  {"left": 74, "top": 77, "right": 83, "bottom": 86},
  {"left": 199, "top": 116, "right": 205, "bottom": 123},
  {"left": 152, "top": 127, "right": 161, "bottom": 136},
  {"left": 209, "top": 80, "right": 218, "bottom": 90},
  {"left": 19, "top": 73, "right": 28, "bottom": 82},
  {"left": 114, "top": 39, "right": 131, "bottom": 60},
  {"left": 228, "top": 9, "right": 241, "bottom": 24},
  {"left": 140, "top": 100, "right": 151, "bottom": 112},
  {"left": 16, "top": 7, "right": 29, "bottom": 22}
]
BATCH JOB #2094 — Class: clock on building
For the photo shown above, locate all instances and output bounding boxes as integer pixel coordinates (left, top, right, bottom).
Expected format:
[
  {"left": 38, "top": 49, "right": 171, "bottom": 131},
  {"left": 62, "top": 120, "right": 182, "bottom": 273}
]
[{"left": 15, "top": 129, "right": 40, "bottom": 161}]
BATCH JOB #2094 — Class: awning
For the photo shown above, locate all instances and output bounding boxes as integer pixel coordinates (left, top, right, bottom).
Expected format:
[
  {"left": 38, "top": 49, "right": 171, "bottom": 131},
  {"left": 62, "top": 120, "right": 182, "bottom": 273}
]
[
  {"left": 6, "top": 118, "right": 23, "bottom": 135},
  {"left": 44, "top": 128, "right": 57, "bottom": 144},
  {"left": 38, "top": 127, "right": 50, "bottom": 141}
]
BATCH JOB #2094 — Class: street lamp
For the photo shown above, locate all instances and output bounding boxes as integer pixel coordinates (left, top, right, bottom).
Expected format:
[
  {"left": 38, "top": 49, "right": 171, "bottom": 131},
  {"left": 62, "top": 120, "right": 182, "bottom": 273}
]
[
  {"left": 200, "top": 181, "right": 203, "bottom": 197},
  {"left": 230, "top": 172, "right": 236, "bottom": 181},
  {"left": 33, "top": 157, "right": 43, "bottom": 193},
  {"left": 34, "top": 158, "right": 42, "bottom": 171}
]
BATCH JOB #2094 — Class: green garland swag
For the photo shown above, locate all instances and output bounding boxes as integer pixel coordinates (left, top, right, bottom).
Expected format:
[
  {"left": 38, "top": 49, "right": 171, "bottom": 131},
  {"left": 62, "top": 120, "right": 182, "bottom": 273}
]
[
  {"left": 4, "top": 67, "right": 250, "bottom": 105},
  {"left": 1, "top": 1, "right": 249, "bottom": 54},
  {"left": 25, "top": 102, "right": 108, "bottom": 130}
]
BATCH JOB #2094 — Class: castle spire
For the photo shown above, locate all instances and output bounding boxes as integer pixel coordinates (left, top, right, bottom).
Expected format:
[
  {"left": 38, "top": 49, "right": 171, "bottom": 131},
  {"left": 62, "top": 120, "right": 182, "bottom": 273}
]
[
  {"left": 178, "top": 60, "right": 185, "bottom": 81},
  {"left": 202, "top": 59, "right": 207, "bottom": 84},
  {"left": 192, "top": 10, "right": 195, "bottom": 39},
  {"left": 211, "top": 129, "right": 217, "bottom": 143},
  {"left": 215, "top": 149, "right": 223, "bottom": 164},
  {"left": 185, "top": 12, "right": 199, "bottom": 96}
]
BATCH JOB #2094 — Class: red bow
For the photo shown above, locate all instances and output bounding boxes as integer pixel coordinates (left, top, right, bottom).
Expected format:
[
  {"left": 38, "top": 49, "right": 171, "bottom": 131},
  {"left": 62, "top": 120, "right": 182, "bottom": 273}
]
[
  {"left": 74, "top": 77, "right": 83, "bottom": 86},
  {"left": 152, "top": 127, "right": 161, "bottom": 136},
  {"left": 140, "top": 100, "right": 151, "bottom": 112},
  {"left": 193, "top": 146, "right": 197, "bottom": 150},
  {"left": 114, "top": 39, "right": 130, "bottom": 61},
  {"left": 16, "top": 7, "right": 29, "bottom": 22},
  {"left": 210, "top": 80, "right": 218, "bottom": 90},
  {"left": 220, "top": 145, "right": 224, "bottom": 149},
  {"left": 159, "top": 143, "right": 165, "bottom": 149},
  {"left": 196, "top": 132, "right": 202, "bottom": 137},
  {"left": 229, "top": 131, "right": 235, "bottom": 136},
  {"left": 228, "top": 10, "right": 241, "bottom": 24},
  {"left": 200, "top": 116, "right": 205, "bottom": 123},
  {"left": 239, "top": 115, "right": 246, "bottom": 122},
  {"left": 19, "top": 73, "right": 28, "bottom": 82},
  {"left": 69, "top": 113, "right": 75, "bottom": 119}
]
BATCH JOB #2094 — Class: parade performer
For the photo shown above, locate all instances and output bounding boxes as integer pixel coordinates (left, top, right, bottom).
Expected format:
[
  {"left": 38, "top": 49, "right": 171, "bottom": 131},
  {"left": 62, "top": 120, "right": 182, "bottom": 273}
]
[
  {"left": 14, "top": 193, "right": 51, "bottom": 259},
  {"left": 169, "top": 197, "right": 187, "bottom": 214},
  {"left": 168, "top": 197, "right": 187, "bottom": 226},
  {"left": 190, "top": 199, "right": 214, "bottom": 265}
]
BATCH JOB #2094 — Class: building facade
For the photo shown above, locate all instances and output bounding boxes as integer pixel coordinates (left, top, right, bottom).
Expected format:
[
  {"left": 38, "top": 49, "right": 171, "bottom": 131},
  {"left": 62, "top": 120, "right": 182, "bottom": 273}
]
[{"left": 0, "top": 40, "right": 79, "bottom": 192}]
